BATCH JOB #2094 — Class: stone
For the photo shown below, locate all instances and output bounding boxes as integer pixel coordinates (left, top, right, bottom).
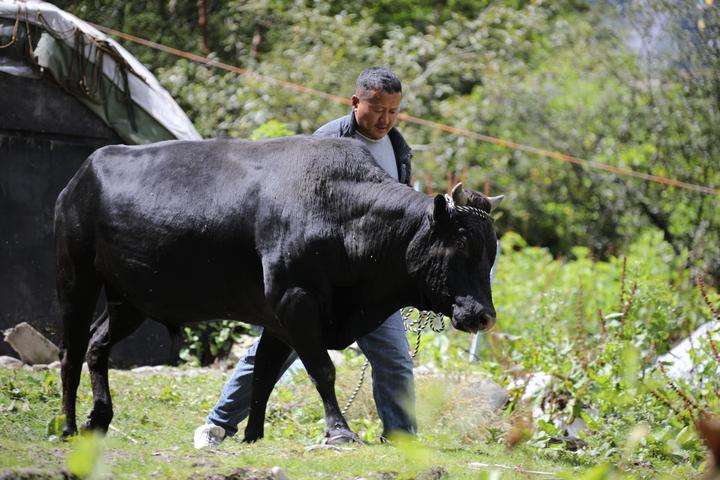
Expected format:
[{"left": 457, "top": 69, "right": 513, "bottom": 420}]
[
  {"left": 416, "top": 467, "right": 447, "bottom": 480},
  {"left": 413, "top": 363, "right": 437, "bottom": 376},
  {"left": 520, "top": 372, "right": 553, "bottom": 402},
  {"left": 515, "top": 371, "right": 594, "bottom": 445},
  {"left": 328, "top": 350, "right": 345, "bottom": 367},
  {"left": 0, "top": 356, "right": 23, "bottom": 369},
  {"left": 565, "top": 416, "right": 588, "bottom": 438},
  {"left": 481, "top": 379, "right": 509, "bottom": 411},
  {"left": 3, "top": 322, "right": 60, "bottom": 365},
  {"left": 654, "top": 320, "right": 719, "bottom": 380},
  {"left": 515, "top": 372, "right": 553, "bottom": 419},
  {"left": 459, "top": 378, "right": 509, "bottom": 412},
  {"left": 131, "top": 365, "right": 167, "bottom": 374},
  {"left": 270, "top": 467, "right": 289, "bottom": 480}
]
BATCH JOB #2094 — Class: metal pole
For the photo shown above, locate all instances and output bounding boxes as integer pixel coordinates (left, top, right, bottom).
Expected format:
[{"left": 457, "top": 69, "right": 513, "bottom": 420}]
[{"left": 470, "top": 239, "right": 500, "bottom": 362}]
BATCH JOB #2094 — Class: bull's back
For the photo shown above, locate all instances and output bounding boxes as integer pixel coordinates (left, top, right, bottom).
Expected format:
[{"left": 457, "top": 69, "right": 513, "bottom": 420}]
[
  {"left": 57, "top": 136, "right": 384, "bottom": 326},
  {"left": 62, "top": 139, "right": 278, "bottom": 324}
]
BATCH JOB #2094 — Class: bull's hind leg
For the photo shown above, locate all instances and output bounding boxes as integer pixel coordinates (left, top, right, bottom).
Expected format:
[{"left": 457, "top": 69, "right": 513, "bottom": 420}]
[
  {"left": 58, "top": 269, "right": 100, "bottom": 437},
  {"left": 243, "top": 332, "right": 293, "bottom": 442},
  {"left": 83, "top": 299, "right": 144, "bottom": 433}
]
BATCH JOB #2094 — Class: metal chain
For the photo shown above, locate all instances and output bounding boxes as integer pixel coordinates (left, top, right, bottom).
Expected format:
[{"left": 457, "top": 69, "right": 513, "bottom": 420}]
[
  {"left": 340, "top": 359, "right": 370, "bottom": 416},
  {"left": 341, "top": 308, "right": 447, "bottom": 415}
]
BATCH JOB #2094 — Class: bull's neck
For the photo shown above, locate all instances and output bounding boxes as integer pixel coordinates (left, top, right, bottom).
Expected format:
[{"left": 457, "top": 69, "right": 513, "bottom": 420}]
[{"left": 342, "top": 179, "right": 430, "bottom": 308}]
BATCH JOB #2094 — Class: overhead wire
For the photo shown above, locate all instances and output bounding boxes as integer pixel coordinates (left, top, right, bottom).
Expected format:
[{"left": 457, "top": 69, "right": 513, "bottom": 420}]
[{"left": 91, "top": 23, "right": 719, "bottom": 197}]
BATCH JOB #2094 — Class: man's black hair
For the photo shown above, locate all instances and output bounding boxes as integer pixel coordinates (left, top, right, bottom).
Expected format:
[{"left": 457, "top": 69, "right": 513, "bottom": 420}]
[{"left": 355, "top": 67, "right": 402, "bottom": 97}]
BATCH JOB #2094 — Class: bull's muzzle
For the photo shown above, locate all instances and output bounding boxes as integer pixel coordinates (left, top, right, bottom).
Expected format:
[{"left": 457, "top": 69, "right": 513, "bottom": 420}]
[
  {"left": 480, "top": 311, "right": 497, "bottom": 331},
  {"left": 451, "top": 302, "right": 496, "bottom": 333}
]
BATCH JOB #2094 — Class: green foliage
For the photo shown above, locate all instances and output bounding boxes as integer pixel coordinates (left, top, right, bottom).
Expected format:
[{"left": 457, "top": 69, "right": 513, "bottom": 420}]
[
  {"left": 46, "top": 414, "right": 65, "bottom": 438},
  {"left": 412, "top": 231, "right": 718, "bottom": 474},
  {"left": 180, "top": 320, "right": 251, "bottom": 366},
  {"left": 249, "top": 119, "right": 295, "bottom": 140},
  {"left": 67, "top": 432, "right": 105, "bottom": 479}
]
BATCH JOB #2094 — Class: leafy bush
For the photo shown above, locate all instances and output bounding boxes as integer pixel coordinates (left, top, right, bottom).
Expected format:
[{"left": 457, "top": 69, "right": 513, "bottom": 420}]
[
  {"left": 249, "top": 119, "right": 295, "bottom": 140},
  {"left": 413, "top": 231, "right": 718, "bottom": 474},
  {"left": 180, "top": 320, "right": 251, "bottom": 366}
]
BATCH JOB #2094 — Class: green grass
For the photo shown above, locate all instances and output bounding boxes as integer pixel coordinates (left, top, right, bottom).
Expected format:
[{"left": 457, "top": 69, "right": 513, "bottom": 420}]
[
  {"left": 1, "top": 233, "right": 713, "bottom": 479},
  {"left": 0, "top": 363, "right": 701, "bottom": 479}
]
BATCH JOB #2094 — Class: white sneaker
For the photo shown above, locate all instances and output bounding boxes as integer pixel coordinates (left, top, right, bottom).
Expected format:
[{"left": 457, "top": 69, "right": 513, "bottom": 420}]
[{"left": 194, "top": 423, "right": 226, "bottom": 449}]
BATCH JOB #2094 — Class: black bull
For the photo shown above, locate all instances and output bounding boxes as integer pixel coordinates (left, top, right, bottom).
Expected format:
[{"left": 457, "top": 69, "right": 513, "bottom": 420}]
[{"left": 55, "top": 136, "right": 502, "bottom": 442}]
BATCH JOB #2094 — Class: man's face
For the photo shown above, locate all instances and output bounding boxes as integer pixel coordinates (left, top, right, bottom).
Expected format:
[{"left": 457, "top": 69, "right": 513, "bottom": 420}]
[{"left": 352, "top": 89, "right": 402, "bottom": 140}]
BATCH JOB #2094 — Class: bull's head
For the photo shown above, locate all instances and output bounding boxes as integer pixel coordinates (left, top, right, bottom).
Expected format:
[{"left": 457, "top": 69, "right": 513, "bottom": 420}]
[{"left": 407, "top": 183, "right": 503, "bottom": 333}]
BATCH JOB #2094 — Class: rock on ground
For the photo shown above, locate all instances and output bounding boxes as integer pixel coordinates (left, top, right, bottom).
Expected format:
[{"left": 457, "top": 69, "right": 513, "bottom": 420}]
[
  {"left": 459, "top": 378, "right": 509, "bottom": 411},
  {"left": 0, "top": 356, "right": 23, "bottom": 369},
  {"left": 520, "top": 372, "right": 553, "bottom": 403},
  {"left": 515, "top": 371, "right": 593, "bottom": 446},
  {"left": 328, "top": 349, "right": 346, "bottom": 366},
  {"left": 655, "top": 320, "right": 719, "bottom": 380},
  {"left": 3, "top": 322, "right": 60, "bottom": 365},
  {"left": 416, "top": 467, "right": 448, "bottom": 480},
  {"left": 270, "top": 466, "right": 288, "bottom": 480}
]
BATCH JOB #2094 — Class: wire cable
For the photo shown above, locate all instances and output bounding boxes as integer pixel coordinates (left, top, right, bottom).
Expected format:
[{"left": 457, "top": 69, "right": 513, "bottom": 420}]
[{"left": 91, "top": 23, "right": 719, "bottom": 196}]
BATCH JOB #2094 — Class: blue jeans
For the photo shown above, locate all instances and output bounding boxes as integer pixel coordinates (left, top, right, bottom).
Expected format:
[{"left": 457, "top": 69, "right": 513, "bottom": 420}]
[{"left": 206, "top": 310, "right": 416, "bottom": 437}]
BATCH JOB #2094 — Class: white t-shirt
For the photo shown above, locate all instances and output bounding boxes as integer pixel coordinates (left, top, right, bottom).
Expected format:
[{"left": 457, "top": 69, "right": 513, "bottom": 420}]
[{"left": 354, "top": 131, "right": 399, "bottom": 181}]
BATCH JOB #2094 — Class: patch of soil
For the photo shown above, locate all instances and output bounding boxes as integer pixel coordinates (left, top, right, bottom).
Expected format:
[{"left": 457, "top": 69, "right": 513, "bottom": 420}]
[
  {"left": 374, "top": 472, "right": 398, "bottom": 480},
  {"left": 0, "top": 468, "right": 73, "bottom": 480},
  {"left": 415, "top": 466, "right": 448, "bottom": 480},
  {"left": 189, "top": 467, "right": 273, "bottom": 480}
]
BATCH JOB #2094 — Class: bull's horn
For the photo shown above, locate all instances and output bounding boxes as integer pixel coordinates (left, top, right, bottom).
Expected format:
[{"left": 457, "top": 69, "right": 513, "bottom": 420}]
[
  {"left": 451, "top": 183, "right": 468, "bottom": 206},
  {"left": 488, "top": 195, "right": 504, "bottom": 211}
]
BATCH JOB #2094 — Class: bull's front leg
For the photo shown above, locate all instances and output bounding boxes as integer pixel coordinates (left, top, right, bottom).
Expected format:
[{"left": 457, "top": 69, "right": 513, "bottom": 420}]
[
  {"left": 243, "top": 332, "right": 293, "bottom": 443},
  {"left": 275, "top": 287, "right": 360, "bottom": 444}
]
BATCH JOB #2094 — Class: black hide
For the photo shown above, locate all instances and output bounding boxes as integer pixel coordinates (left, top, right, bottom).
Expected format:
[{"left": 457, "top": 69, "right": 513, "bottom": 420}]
[{"left": 55, "top": 136, "right": 498, "bottom": 440}]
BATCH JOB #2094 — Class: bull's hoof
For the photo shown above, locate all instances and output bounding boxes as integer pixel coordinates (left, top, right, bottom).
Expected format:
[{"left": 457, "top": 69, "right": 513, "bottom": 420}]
[
  {"left": 81, "top": 406, "right": 112, "bottom": 434},
  {"left": 61, "top": 426, "right": 77, "bottom": 439},
  {"left": 323, "top": 428, "right": 361, "bottom": 445},
  {"left": 242, "top": 432, "right": 263, "bottom": 443}
]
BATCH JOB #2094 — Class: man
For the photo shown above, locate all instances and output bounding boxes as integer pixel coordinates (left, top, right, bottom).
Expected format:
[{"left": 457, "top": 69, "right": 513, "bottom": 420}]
[{"left": 194, "top": 67, "right": 415, "bottom": 448}]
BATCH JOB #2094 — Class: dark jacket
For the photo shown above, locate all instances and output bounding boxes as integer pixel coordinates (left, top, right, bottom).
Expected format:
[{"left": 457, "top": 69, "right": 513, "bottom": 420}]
[{"left": 313, "top": 112, "right": 413, "bottom": 186}]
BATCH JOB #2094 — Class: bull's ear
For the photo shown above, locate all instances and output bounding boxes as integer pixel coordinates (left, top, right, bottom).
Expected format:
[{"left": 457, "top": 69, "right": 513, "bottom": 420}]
[
  {"left": 431, "top": 194, "right": 451, "bottom": 224},
  {"left": 451, "top": 183, "right": 468, "bottom": 206},
  {"left": 488, "top": 195, "right": 504, "bottom": 211}
]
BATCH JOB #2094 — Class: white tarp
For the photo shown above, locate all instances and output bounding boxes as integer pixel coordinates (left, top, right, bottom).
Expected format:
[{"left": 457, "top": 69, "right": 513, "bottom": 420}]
[{"left": 0, "top": 0, "right": 201, "bottom": 142}]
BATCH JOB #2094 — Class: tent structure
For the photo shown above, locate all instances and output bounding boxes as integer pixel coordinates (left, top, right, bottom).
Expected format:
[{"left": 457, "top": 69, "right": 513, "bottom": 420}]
[{"left": 0, "top": 0, "right": 201, "bottom": 365}]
